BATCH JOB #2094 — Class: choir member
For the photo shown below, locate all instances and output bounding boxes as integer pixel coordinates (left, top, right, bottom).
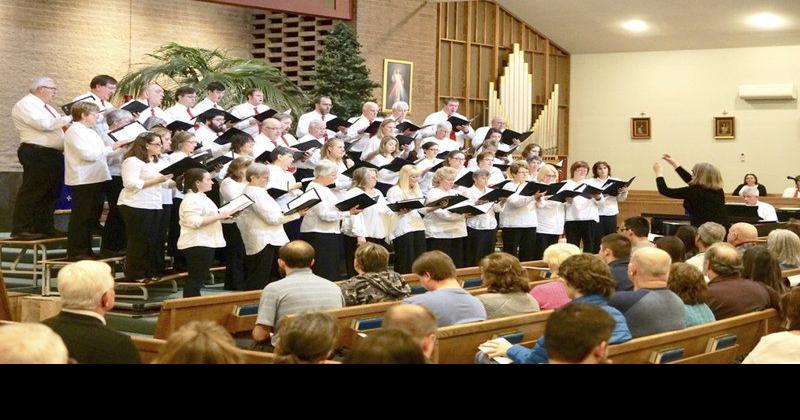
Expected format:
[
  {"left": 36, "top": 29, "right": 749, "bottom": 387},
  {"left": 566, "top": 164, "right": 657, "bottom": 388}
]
[
  {"left": 534, "top": 165, "right": 566, "bottom": 260},
  {"left": 564, "top": 160, "right": 604, "bottom": 253},
  {"left": 293, "top": 119, "right": 329, "bottom": 180},
  {"left": 415, "top": 141, "right": 442, "bottom": 195},
  {"left": 361, "top": 118, "right": 398, "bottom": 161},
  {"left": 346, "top": 102, "right": 381, "bottom": 155},
  {"left": 296, "top": 96, "right": 339, "bottom": 139},
  {"left": 217, "top": 132, "right": 255, "bottom": 179},
  {"left": 192, "top": 81, "right": 226, "bottom": 115},
  {"left": 463, "top": 169, "right": 505, "bottom": 266},
  {"left": 118, "top": 133, "right": 173, "bottom": 281},
  {"left": 784, "top": 176, "right": 800, "bottom": 198},
  {"left": 99, "top": 109, "right": 135, "bottom": 256},
  {"left": 268, "top": 146, "right": 304, "bottom": 240},
  {"left": 341, "top": 167, "right": 394, "bottom": 277},
  {"left": 73, "top": 75, "right": 117, "bottom": 136},
  {"left": 368, "top": 136, "right": 402, "bottom": 187},
  {"left": 177, "top": 168, "right": 231, "bottom": 297},
  {"left": 165, "top": 86, "right": 198, "bottom": 123},
  {"left": 472, "top": 151, "right": 506, "bottom": 186},
  {"left": 193, "top": 109, "right": 231, "bottom": 157},
  {"left": 251, "top": 118, "right": 277, "bottom": 161},
  {"left": 472, "top": 116, "right": 506, "bottom": 150},
  {"left": 151, "top": 126, "right": 177, "bottom": 272},
  {"left": 446, "top": 150, "right": 471, "bottom": 192},
  {"left": 132, "top": 84, "right": 173, "bottom": 125},
  {"left": 500, "top": 160, "right": 540, "bottom": 261},
  {"left": 219, "top": 156, "right": 254, "bottom": 290},
  {"left": 386, "top": 165, "right": 427, "bottom": 274},
  {"left": 313, "top": 138, "right": 353, "bottom": 199},
  {"left": 276, "top": 113, "right": 298, "bottom": 146},
  {"left": 423, "top": 167, "right": 468, "bottom": 268},
  {"left": 587, "top": 161, "right": 629, "bottom": 238},
  {"left": 732, "top": 173, "right": 767, "bottom": 197},
  {"left": 422, "top": 98, "right": 474, "bottom": 148},
  {"left": 237, "top": 163, "right": 306, "bottom": 289},
  {"left": 421, "top": 121, "right": 461, "bottom": 155},
  {"left": 230, "top": 88, "right": 269, "bottom": 137},
  {"left": 166, "top": 131, "right": 198, "bottom": 271},
  {"left": 526, "top": 156, "right": 543, "bottom": 181},
  {"left": 520, "top": 143, "right": 543, "bottom": 159}
]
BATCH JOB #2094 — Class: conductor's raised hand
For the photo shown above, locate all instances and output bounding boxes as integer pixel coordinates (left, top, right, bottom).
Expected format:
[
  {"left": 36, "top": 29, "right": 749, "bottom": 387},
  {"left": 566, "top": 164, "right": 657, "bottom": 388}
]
[
  {"left": 661, "top": 153, "right": 679, "bottom": 168},
  {"left": 653, "top": 161, "right": 664, "bottom": 177}
]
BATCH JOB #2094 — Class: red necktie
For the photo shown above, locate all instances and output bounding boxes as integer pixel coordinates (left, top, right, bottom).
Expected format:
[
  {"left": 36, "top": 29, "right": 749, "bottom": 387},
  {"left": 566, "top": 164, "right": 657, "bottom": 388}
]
[
  {"left": 281, "top": 135, "right": 289, "bottom": 147},
  {"left": 187, "top": 107, "right": 194, "bottom": 119},
  {"left": 100, "top": 99, "right": 106, "bottom": 107},
  {"left": 449, "top": 129, "right": 457, "bottom": 140},
  {"left": 213, "top": 103, "right": 218, "bottom": 110},
  {"left": 44, "top": 104, "right": 66, "bottom": 132},
  {"left": 151, "top": 108, "right": 156, "bottom": 117},
  {"left": 323, "top": 132, "right": 329, "bottom": 141},
  {"left": 254, "top": 107, "right": 259, "bottom": 115}
]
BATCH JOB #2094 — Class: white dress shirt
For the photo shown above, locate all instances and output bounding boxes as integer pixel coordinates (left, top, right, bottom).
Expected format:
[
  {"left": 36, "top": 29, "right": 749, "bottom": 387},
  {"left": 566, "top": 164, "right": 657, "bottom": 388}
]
[
  {"left": 12, "top": 94, "right": 70, "bottom": 150},
  {"left": 415, "top": 157, "right": 442, "bottom": 195},
  {"left": 422, "top": 110, "right": 475, "bottom": 147},
  {"left": 293, "top": 134, "right": 326, "bottom": 170},
  {"left": 369, "top": 153, "right": 400, "bottom": 186},
  {"left": 563, "top": 179, "right": 604, "bottom": 222},
  {"left": 169, "top": 151, "right": 189, "bottom": 200},
  {"left": 423, "top": 187, "right": 467, "bottom": 239},
  {"left": 536, "top": 196, "right": 567, "bottom": 235},
  {"left": 267, "top": 164, "right": 301, "bottom": 209},
  {"left": 252, "top": 133, "right": 276, "bottom": 161},
  {"left": 471, "top": 126, "right": 502, "bottom": 150},
  {"left": 463, "top": 186, "right": 502, "bottom": 230},
  {"left": 467, "top": 165, "right": 506, "bottom": 186},
  {"left": 421, "top": 136, "right": 461, "bottom": 155},
  {"left": 101, "top": 132, "right": 128, "bottom": 176},
  {"left": 165, "top": 103, "right": 198, "bottom": 123},
  {"left": 296, "top": 110, "right": 336, "bottom": 138},
  {"left": 177, "top": 191, "right": 226, "bottom": 249},
  {"left": 300, "top": 181, "right": 349, "bottom": 234},
  {"left": 319, "top": 158, "right": 352, "bottom": 200},
  {"left": 346, "top": 115, "right": 382, "bottom": 153},
  {"left": 156, "top": 154, "right": 176, "bottom": 206},
  {"left": 132, "top": 102, "right": 174, "bottom": 125},
  {"left": 586, "top": 177, "right": 628, "bottom": 217},
  {"left": 755, "top": 201, "right": 779, "bottom": 222},
  {"left": 118, "top": 156, "right": 164, "bottom": 210},
  {"left": 192, "top": 97, "right": 219, "bottom": 116},
  {"left": 499, "top": 182, "right": 538, "bottom": 228},
  {"left": 72, "top": 92, "right": 115, "bottom": 136},
  {"left": 341, "top": 187, "right": 393, "bottom": 241},
  {"left": 230, "top": 102, "right": 269, "bottom": 137},
  {"left": 386, "top": 186, "right": 426, "bottom": 241},
  {"left": 194, "top": 125, "right": 231, "bottom": 157},
  {"left": 237, "top": 185, "right": 300, "bottom": 254},
  {"left": 63, "top": 122, "right": 113, "bottom": 186}
]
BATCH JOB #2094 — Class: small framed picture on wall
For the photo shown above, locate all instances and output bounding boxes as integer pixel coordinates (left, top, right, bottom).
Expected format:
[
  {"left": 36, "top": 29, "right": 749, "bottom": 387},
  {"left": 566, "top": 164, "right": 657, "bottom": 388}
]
[
  {"left": 631, "top": 117, "right": 651, "bottom": 139},
  {"left": 714, "top": 116, "right": 735, "bottom": 139}
]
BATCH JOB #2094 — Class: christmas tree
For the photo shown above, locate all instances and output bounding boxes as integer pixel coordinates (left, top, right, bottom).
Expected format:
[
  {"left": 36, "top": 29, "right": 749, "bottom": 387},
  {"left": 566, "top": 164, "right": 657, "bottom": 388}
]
[{"left": 312, "top": 22, "right": 380, "bottom": 118}]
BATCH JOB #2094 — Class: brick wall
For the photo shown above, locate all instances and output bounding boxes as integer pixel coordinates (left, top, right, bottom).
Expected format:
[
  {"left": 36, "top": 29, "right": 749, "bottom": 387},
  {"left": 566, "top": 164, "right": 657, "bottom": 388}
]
[
  {"left": 0, "top": 0, "right": 256, "bottom": 172},
  {"left": 354, "top": 0, "right": 437, "bottom": 120}
]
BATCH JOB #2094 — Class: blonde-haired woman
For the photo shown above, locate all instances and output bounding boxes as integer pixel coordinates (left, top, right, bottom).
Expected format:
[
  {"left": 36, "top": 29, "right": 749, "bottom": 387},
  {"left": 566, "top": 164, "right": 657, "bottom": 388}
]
[
  {"left": 154, "top": 321, "right": 244, "bottom": 364},
  {"left": 386, "top": 165, "right": 427, "bottom": 273},
  {"left": 655, "top": 153, "right": 728, "bottom": 227},
  {"left": 308, "top": 138, "right": 353, "bottom": 199},
  {"left": 533, "top": 165, "right": 566, "bottom": 260},
  {"left": 529, "top": 242, "right": 581, "bottom": 310},
  {"left": 341, "top": 167, "right": 394, "bottom": 277},
  {"left": 361, "top": 118, "right": 398, "bottom": 162},
  {"left": 422, "top": 167, "right": 468, "bottom": 267}
]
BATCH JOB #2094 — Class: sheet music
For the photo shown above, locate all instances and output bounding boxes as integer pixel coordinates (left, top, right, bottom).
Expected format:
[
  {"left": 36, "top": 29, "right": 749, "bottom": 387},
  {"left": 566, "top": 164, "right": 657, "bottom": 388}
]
[
  {"left": 108, "top": 121, "right": 147, "bottom": 143},
  {"left": 218, "top": 194, "right": 254, "bottom": 214}
]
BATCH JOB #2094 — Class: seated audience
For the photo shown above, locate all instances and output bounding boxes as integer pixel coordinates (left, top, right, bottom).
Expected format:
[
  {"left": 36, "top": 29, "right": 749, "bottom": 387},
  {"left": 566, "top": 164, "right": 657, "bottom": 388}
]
[
  {"left": 480, "top": 253, "right": 631, "bottom": 364},
  {"left": 743, "top": 245, "right": 788, "bottom": 294},
  {"left": 705, "top": 242, "right": 779, "bottom": 320},
  {"left": 42, "top": 260, "right": 141, "bottom": 364},
  {"left": 656, "top": 236, "right": 686, "bottom": 263},
  {"left": 546, "top": 303, "right": 615, "bottom": 364},
  {"left": 667, "top": 263, "right": 716, "bottom": 327},
  {"left": 403, "top": 251, "right": 487, "bottom": 326},
  {"left": 339, "top": 242, "right": 411, "bottom": 306},
  {"left": 529, "top": 243, "right": 580, "bottom": 309},
  {"left": 274, "top": 312, "right": 340, "bottom": 364},
  {"left": 732, "top": 173, "right": 767, "bottom": 196},
  {"left": 476, "top": 252, "right": 540, "bottom": 319},
  {"left": 383, "top": 304, "right": 438, "bottom": 360},
  {"left": 153, "top": 321, "right": 244, "bottom": 364},
  {"left": 743, "top": 288, "right": 800, "bottom": 364},
  {"left": 740, "top": 186, "right": 778, "bottom": 222},
  {"left": 685, "top": 221, "right": 726, "bottom": 275},
  {"left": 598, "top": 233, "right": 634, "bottom": 291},
  {"left": 726, "top": 222, "right": 759, "bottom": 254},
  {"left": 622, "top": 216, "right": 655, "bottom": 253},
  {"left": 344, "top": 329, "right": 427, "bottom": 364},
  {"left": 609, "top": 248, "right": 685, "bottom": 338},
  {"left": 767, "top": 229, "right": 800, "bottom": 269},
  {"left": 0, "top": 323, "right": 69, "bottom": 364},
  {"left": 675, "top": 225, "right": 699, "bottom": 259},
  {"left": 252, "top": 241, "right": 345, "bottom": 347}
]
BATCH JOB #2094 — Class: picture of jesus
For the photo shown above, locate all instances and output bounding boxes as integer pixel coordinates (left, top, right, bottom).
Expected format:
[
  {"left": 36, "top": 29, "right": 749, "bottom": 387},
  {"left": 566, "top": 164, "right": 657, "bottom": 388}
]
[{"left": 382, "top": 59, "right": 413, "bottom": 113}]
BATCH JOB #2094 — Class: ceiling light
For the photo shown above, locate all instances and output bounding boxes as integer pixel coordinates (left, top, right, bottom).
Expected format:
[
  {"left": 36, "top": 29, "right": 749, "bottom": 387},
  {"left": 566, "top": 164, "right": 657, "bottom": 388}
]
[
  {"left": 622, "top": 20, "right": 649, "bottom": 32},
  {"left": 746, "top": 13, "right": 786, "bottom": 30}
]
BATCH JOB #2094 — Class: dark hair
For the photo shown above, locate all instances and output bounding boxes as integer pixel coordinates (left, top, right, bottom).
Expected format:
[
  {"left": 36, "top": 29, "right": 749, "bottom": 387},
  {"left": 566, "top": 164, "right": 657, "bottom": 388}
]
[
  {"left": 230, "top": 133, "right": 254, "bottom": 154},
  {"left": 446, "top": 150, "right": 465, "bottom": 160},
  {"left": 278, "top": 240, "right": 316, "bottom": 269},
  {"left": 244, "top": 88, "right": 262, "bottom": 98},
  {"left": 569, "top": 160, "right": 589, "bottom": 178},
  {"left": 624, "top": 216, "right": 650, "bottom": 237},
  {"left": 601, "top": 233, "right": 631, "bottom": 259},
  {"left": 742, "top": 173, "right": 758, "bottom": 184},
  {"left": 182, "top": 168, "right": 208, "bottom": 193},
  {"left": 781, "top": 289, "right": 800, "bottom": 330},
  {"left": 486, "top": 128, "right": 502, "bottom": 138},
  {"left": 480, "top": 252, "right": 530, "bottom": 294},
  {"left": 675, "top": 225, "right": 699, "bottom": 259},
  {"left": 558, "top": 254, "right": 617, "bottom": 299},
  {"left": 206, "top": 81, "right": 225, "bottom": 92},
  {"left": 271, "top": 146, "right": 294, "bottom": 162},
  {"left": 124, "top": 132, "right": 161, "bottom": 163},
  {"left": 743, "top": 246, "right": 786, "bottom": 294},
  {"left": 89, "top": 74, "right": 117, "bottom": 88},
  {"left": 545, "top": 303, "right": 614, "bottom": 363},
  {"left": 412, "top": 251, "right": 456, "bottom": 281},
  {"left": 421, "top": 141, "right": 438, "bottom": 151},
  {"left": 656, "top": 236, "right": 686, "bottom": 263},
  {"left": 314, "top": 96, "right": 332, "bottom": 105},
  {"left": 274, "top": 312, "right": 339, "bottom": 364},
  {"left": 591, "top": 161, "right": 611, "bottom": 178},
  {"left": 174, "top": 86, "right": 196, "bottom": 100},
  {"left": 667, "top": 262, "right": 708, "bottom": 305},
  {"left": 344, "top": 329, "right": 427, "bottom": 364},
  {"left": 521, "top": 143, "right": 542, "bottom": 158}
]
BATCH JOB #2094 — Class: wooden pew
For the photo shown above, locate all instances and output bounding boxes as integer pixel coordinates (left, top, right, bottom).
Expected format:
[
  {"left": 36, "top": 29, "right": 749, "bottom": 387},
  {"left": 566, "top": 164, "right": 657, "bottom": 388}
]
[
  {"left": 0, "top": 271, "right": 11, "bottom": 321},
  {"left": 671, "top": 345, "right": 739, "bottom": 364},
  {"left": 153, "top": 290, "right": 262, "bottom": 339},
  {"left": 606, "top": 309, "right": 779, "bottom": 364},
  {"left": 131, "top": 335, "right": 275, "bottom": 364},
  {"left": 783, "top": 267, "right": 800, "bottom": 288},
  {"left": 433, "top": 310, "right": 553, "bottom": 364}
]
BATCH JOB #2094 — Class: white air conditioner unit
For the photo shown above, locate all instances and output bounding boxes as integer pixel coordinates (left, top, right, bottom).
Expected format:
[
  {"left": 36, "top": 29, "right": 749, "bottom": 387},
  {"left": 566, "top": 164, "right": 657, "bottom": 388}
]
[{"left": 738, "top": 84, "right": 797, "bottom": 100}]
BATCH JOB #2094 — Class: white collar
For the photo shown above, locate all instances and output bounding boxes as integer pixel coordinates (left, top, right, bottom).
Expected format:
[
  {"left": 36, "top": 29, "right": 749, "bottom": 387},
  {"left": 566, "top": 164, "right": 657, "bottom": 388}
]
[{"left": 62, "top": 309, "right": 107, "bottom": 325}]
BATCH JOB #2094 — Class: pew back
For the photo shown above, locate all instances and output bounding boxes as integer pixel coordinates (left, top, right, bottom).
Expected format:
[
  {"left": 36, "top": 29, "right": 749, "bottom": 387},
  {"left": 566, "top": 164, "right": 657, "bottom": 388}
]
[
  {"left": 131, "top": 335, "right": 275, "bottom": 364},
  {"left": 153, "top": 291, "right": 262, "bottom": 339}
]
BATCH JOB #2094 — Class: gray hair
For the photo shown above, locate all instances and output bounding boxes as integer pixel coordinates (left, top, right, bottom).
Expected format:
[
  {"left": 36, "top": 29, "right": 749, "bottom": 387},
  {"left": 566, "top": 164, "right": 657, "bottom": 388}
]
[
  {"left": 767, "top": 229, "right": 800, "bottom": 267},
  {"left": 0, "top": 323, "right": 69, "bottom": 364},
  {"left": 143, "top": 116, "right": 167, "bottom": 130},
  {"left": 106, "top": 109, "right": 134, "bottom": 128},
  {"left": 472, "top": 169, "right": 490, "bottom": 179},
  {"left": 246, "top": 162, "right": 269, "bottom": 182},
  {"left": 57, "top": 260, "right": 115, "bottom": 310},
  {"left": 697, "top": 222, "right": 726, "bottom": 247},
  {"left": 362, "top": 102, "right": 379, "bottom": 111},
  {"left": 740, "top": 186, "right": 759, "bottom": 197},
  {"left": 314, "top": 160, "right": 338, "bottom": 178},
  {"left": 436, "top": 121, "right": 453, "bottom": 131},
  {"left": 392, "top": 101, "right": 409, "bottom": 111},
  {"left": 29, "top": 76, "right": 55, "bottom": 93},
  {"left": 308, "top": 119, "right": 325, "bottom": 130}
]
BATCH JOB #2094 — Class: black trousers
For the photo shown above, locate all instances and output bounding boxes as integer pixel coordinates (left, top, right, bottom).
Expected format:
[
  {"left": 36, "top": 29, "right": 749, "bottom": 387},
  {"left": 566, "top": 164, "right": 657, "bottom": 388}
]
[
  {"left": 427, "top": 237, "right": 465, "bottom": 268},
  {"left": 392, "top": 230, "right": 426, "bottom": 275},
  {"left": 301, "top": 232, "right": 344, "bottom": 281},
  {"left": 222, "top": 222, "right": 246, "bottom": 290},
  {"left": 466, "top": 228, "right": 497, "bottom": 267},
  {"left": 284, "top": 217, "right": 302, "bottom": 241},
  {"left": 168, "top": 197, "right": 186, "bottom": 270},
  {"left": 101, "top": 176, "right": 126, "bottom": 252},
  {"left": 565, "top": 220, "right": 600, "bottom": 253},
  {"left": 67, "top": 181, "right": 107, "bottom": 258},
  {"left": 598, "top": 215, "right": 618, "bottom": 241},
  {"left": 155, "top": 203, "right": 172, "bottom": 273},
  {"left": 502, "top": 227, "right": 538, "bottom": 262},
  {"left": 181, "top": 246, "right": 216, "bottom": 297},
  {"left": 13, "top": 143, "right": 63, "bottom": 234},
  {"left": 245, "top": 244, "right": 281, "bottom": 290},
  {"left": 533, "top": 233, "right": 561, "bottom": 260},
  {"left": 343, "top": 235, "right": 385, "bottom": 278},
  {"left": 119, "top": 205, "right": 162, "bottom": 280}
]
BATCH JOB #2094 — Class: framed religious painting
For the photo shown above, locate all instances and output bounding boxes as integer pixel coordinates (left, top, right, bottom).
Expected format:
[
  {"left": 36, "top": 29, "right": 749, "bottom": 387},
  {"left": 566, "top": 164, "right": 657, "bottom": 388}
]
[
  {"left": 714, "top": 116, "right": 735, "bottom": 139},
  {"left": 382, "top": 59, "right": 413, "bottom": 113},
  {"left": 631, "top": 117, "right": 651, "bottom": 139}
]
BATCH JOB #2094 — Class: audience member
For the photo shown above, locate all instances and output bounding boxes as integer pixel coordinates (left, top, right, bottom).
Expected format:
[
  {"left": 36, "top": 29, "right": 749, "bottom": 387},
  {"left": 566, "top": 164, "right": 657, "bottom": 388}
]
[
  {"left": 546, "top": 303, "right": 615, "bottom": 364},
  {"left": 609, "top": 248, "right": 685, "bottom": 338},
  {"left": 344, "top": 329, "right": 427, "bottom": 364},
  {"left": 705, "top": 242, "right": 778, "bottom": 320},
  {"left": 727, "top": 222, "right": 759, "bottom": 254},
  {"left": 675, "top": 225, "right": 699, "bottom": 259},
  {"left": 767, "top": 229, "right": 800, "bottom": 269},
  {"left": 274, "top": 312, "right": 339, "bottom": 364},
  {"left": 383, "top": 304, "right": 438, "bottom": 360},
  {"left": 339, "top": 242, "right": 411, "bottom": 306},
  {"left": 476, "top": 252, "right": 540, "bottom": 319},
  {"left": 622, "top": 216, "right": 655, "bottom": 253},
  {"left": 667, "top": 263, "right": 716, "bottom": 327},
  {"left": 42, "top": 260, "right": 141, "bottom": 364},
  {"left": 403, "top": 251, "right": 486, "bottom": 326},
  {"left": 598, "top": 233, "right": 634, "bottom": 291},
  {"left": 252, "top": 241, "right": 345, "bottom": 347},
  {"left": 0, "top": 323, "right": 69, "bottom": 364},
  {"left": 685, "top": 221, "right": 726, "bottom": 274},
  {"left": 154, "top": 321, "right": 244, "bottom": 364},
  {"left": 529, "top": 243, "right": 580, "bottom": 309},
  {"left": 740, "top": 186, "right": 778, "bottom": 222},
  {"left": 743, "top": 246, "right": 788, "bottom": 295},
  {"left": 732, "top": 173, "right": 767, "bottom": 196},
  {"left": 743, "top": 288, "right": 800, "bottom": 364},
  {"left": 656, "top": 236, "right": 686, "bottom": 263}
]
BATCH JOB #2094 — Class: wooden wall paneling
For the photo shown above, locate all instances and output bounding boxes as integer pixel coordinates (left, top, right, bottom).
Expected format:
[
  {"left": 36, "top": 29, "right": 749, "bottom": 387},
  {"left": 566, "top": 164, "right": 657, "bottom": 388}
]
[
  {"left": 452, "top": 43, "right": 466, "bottom": 98},
  {"left": 465, "top": 1, "right": 472, "bottom": 118},
  {"left": 533, "top": 53, "right": 546, "bottom": 104},
  {"left": 439, "top": 42, "right": 451, "bottom": 98},
  {"left": 470, "top": 45, "right": 481, "bottom": 98},
  {"left": 493, "top": 4, "right": 500, "bottom": 83}
]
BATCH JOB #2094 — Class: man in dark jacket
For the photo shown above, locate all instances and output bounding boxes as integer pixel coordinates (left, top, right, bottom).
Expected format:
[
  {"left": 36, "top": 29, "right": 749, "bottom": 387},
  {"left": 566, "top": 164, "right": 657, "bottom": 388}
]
[
  {"left": 704, "top": 242, "right": 779, "bottom": 320},
  {"left": 42, "top": 260, "right": 140, "bottom": 364},
  {"left": 599, "top": 233, "right": 634, "bottom": 291}
]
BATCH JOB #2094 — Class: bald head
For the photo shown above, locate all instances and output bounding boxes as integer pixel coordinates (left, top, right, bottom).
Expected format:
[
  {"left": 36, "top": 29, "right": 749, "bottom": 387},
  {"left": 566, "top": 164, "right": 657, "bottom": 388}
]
[
  {"left": 383, "top": 304, "right": 437, "bottom": 358},
  {"left": 727, "top": 223, "right": 758, "bottom": 247},
  {"left": 140, "top": 84, "right": 164, "bottom": 107},
  {"left": 629, "top": 248, "right": 672, "bottom": 286},
  {"left": 278, "top": 240, "right": 315, "bottom": 269},
  {"left": 704, "top": 242, "right": 742, "bottom": 279},
  {"left": 490, "top": 116, "right": 506, "bottom": 129}
]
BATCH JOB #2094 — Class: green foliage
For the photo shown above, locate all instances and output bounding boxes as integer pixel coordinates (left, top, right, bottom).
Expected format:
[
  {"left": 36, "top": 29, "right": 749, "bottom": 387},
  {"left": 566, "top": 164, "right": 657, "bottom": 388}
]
[
  {"left": 311, "top": 22, "right": 380, "bottom": 119},
  {"left": 115, "top": 43, "right": 309, "bottom": 117}
]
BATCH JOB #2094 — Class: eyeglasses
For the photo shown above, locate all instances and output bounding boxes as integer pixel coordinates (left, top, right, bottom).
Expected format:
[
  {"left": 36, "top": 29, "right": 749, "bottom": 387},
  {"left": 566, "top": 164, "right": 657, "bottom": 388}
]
[{"left": 41, "top": 86, "right": 58, "bottom": 90}]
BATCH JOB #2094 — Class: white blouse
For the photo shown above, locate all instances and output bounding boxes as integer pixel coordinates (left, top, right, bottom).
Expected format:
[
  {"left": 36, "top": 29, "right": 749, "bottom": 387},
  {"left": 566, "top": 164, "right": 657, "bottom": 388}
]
[
  {"left": 423, "top": 187, "right": 467, "bottom": 239},
  {"left": 536, "top": 197, "right": 567, "bottom": 235},
  {"left": 386, "top": 186, "right": 426, "bottom": 241},
  {"left": 236, "top": 185, "right": 300, "bottom": 254},
  {"left": 586, "top": 177, "right": 627, "bottom": 217},
  {"left": 369, "top": 153, "right": 400, "bottom": 186},
  {"left": 415, "top": 157, "right": 442, "bottom": 195},
  {"left": 341, "top": 187, "right": 393, "bottom": 240},
  {"left": 463, "top": 186, "right": 502, "bottom": 230},
  {"left": 63, "top": 122, "right": 112, "bottom": 186},
  {"left": 118, "top": 156, "right": 164, "bottom": 210},
  {"left": 177, "top": 191, "right": 226, "bottom": 249},
  {"left": 299, "top": 181, "right": 349, "bottom": 234},
  {"left": 563, "top": 179, "right": 604, "bottom": 222},
  {"left": 220, "top": 177, "right": 248, "bottom": 225},
  {"left": 156, "top": 154, "right": 176, "bottom": 206},
  {"left": 499, "top": 181, "right": 537, "bottom": 228},
  {"left": 266, "top": 164, "right": 301, "bottom": 209},
  {"left": 320, "top": 158, "right": 352, "bottom": 200}
]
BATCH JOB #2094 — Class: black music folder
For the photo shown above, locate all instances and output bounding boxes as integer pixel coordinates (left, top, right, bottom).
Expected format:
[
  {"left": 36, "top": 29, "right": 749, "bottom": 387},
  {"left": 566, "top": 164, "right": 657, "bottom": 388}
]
[{"left": 335, "top": 193, "right": 377, "bottom": 211}]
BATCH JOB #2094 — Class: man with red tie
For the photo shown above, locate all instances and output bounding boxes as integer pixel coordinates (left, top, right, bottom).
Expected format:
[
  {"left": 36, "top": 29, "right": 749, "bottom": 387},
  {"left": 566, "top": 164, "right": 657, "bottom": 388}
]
[
  {"left": 165, "top": 86, "right": 198, "bottom": 123},
  {"left": 192, "top": 81, "right": 226, "bottom": 116},
  {"left": 422, "top": 98, "right": 474, "bottom": 148},
  {"left": 230, "top": 88, "right": 270, "bottom": 137},
  {"left": 131, "top": 84, "right": 173, "bottom": 125},
  {"left": 11, "top": 77, "right": 72, "bottom": 239},
  {"left": 71, "top": 75, "right": 117, "bottom": 136}
]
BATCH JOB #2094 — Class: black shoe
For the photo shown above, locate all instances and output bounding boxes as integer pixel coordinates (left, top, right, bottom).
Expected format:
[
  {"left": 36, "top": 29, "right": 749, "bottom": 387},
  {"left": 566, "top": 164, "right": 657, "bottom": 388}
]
[
  {"left": 43, "top": 228, "right": 67, "bottom": 238},
  {"left": 12, "top": 231, "right": 46, "bottom": 240}
]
